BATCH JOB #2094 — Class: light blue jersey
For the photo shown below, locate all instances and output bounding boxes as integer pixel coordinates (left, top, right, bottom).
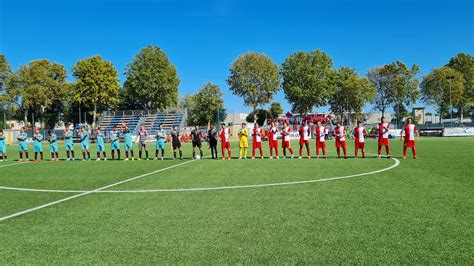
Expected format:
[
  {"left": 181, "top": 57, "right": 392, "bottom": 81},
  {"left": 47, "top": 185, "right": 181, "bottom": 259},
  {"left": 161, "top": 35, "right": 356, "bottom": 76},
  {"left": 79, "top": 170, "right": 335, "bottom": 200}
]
[
  {"left": 0, "top": 135, "right": 6, "bottom": 154},
  {"left": 80, "top": 131, "right": 90, "bottom": 151},
  {"left": 110, "top": 131, "right": 120, "bottom": 151},
  {"left": 64, "top": 129, "right": 75, "bottom": 151},
  {"left": 17, "top": 132, "right": 28, "bottom": 151},
  {"left": 33, "top": 133, "right": 43, "bottom": 153},
  {"left": 96, "top": 132, "right": 105, "bottom": 152},
  {"left": 123, "top": 128, "right": 133, "bottom": 151},
  {"left": 156, "top": 129, "right": 166, "bottom": 150},
  {"left": 48, "top": 133, "right": 58, "bottom": 153}
]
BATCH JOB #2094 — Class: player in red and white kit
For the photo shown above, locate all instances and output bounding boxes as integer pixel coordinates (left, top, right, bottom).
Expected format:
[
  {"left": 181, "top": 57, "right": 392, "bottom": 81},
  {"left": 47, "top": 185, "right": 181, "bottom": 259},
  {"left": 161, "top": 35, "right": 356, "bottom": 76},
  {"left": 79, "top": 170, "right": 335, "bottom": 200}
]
[
  {"left": 314, "top": 121, "right": 328, "bottom": 159},
  {"left": 353, "top": 121, "right": 367, "bottom": 158},
  {"left": 376, "top": 116, "right": 390, "bottom": 158},
  {"left": 334, "top": 121, "right": 347, "bottom": 159},
  {"left": 268, "top": 121, "right": 279, "bottom": 159},
  {"left": 219, "top": 122, "right": 232, "bottom": 160},
  {"left": 401, "top": 118, "right": 418, "bottom": 159},
  {"left": 281, "top": 121, "right": 294, "bottom": 159},
  {"left": 251, "top": 123, "right": 264, "bottom": 159},
  {"left": 298, "top": 120, "right": 311, "bottom": 159}
]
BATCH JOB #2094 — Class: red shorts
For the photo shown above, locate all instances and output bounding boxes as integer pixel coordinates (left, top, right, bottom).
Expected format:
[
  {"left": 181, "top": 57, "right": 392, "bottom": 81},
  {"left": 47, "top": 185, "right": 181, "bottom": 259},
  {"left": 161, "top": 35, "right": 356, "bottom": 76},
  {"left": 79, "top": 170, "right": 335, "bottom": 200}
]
[
  {"left": 378, "top": 138, "right": 389, "bottom": 146},
  {"left": 253, "top": 141, "right": 262, "bottom": 149},
  {"left": 221, "top": 142, "right": 230, "bottom": 149},
  {"left": 336, "top": 140, "right": 346, "bottom": 148},
  {"left": 404, "top": 140, "right": 416, "bottom": 148},
  {"left": 299, "top": 139, "right": 309, "bottom": 146},
  {"left": 355, "top": 141, "right": 365, "bottom": 149},
  {"left": 269, "top": 139, "right": 278, "bottom": 149},
  {"left": 316, "top": 141, "right": 326, "bottom": 149},
  {"left": 282, "top": 140, "right": 291, "bottom": 148}
]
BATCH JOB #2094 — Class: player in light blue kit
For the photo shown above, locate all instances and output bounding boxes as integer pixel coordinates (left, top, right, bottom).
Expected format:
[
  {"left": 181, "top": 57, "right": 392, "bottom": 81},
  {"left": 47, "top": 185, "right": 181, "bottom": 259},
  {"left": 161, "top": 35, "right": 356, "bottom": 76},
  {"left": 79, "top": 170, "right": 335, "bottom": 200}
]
[
  {"left": 47, "top": 130, "right": 59, "bottom": 161},
  {"left": 33, "top": 127, "right": 44, "bottom": 161},
  {"left": 64, "top": 124, "right": 75, "bottom": 161},
  {"left": 17, "top": 127, "right": 29, "bottom": 161},
  {"left": 121, "top": 123, "right": 134, "bottom": 161},
  {"left": 155, "top": 124, "right": 166, "bottom": 160},
  {"left": 80, "top": 126, "right": 90, "bottom": 161},
  {"left": 110, "top": 127, "right": 121, "bottom": 160},
  {"left": 0, "top": 130, "right": 7, "bottom": 162},
  {"left": 95, "top": 129, "right": 107, "bottom": 161}
]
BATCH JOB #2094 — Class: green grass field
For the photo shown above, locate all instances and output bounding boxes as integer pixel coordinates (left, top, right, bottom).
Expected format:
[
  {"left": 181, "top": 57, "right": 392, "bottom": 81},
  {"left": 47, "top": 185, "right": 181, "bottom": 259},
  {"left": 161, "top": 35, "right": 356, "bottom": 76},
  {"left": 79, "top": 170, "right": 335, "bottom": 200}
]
[{"left": 0, "top": 137, "right": 473, "bottom": 264}]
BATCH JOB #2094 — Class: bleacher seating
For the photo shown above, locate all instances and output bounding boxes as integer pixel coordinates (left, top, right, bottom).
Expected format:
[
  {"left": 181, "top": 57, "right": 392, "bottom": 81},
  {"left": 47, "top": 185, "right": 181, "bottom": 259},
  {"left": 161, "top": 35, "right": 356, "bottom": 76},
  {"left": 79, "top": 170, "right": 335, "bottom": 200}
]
[{"left": 97, "top": 111, "right": 186, "bottom": 136}]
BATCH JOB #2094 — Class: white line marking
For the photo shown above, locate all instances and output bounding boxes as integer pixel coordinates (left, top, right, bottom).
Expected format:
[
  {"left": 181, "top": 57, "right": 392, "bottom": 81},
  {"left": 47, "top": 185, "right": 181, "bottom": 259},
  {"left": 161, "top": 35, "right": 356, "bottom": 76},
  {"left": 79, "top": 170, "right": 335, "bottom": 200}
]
[
  {"left": 0, "top": 159, "right": 197, "bottom": 222},
  {"left": 0, "top": 158, "right": 400, "bottom": 193},
  {"left": 0, "top": 162, "right": 27, "bottom": 168}
]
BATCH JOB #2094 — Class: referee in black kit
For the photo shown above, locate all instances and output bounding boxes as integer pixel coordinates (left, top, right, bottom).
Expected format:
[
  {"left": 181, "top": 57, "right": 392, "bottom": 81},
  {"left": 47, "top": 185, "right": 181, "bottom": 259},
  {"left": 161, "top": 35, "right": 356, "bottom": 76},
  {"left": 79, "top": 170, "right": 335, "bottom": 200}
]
[
  {"left": 190, "top": 125, "right": 203, "bottom": 159},
  {"left": 207, "top": 125, "right": 218, "bottom": 159}
]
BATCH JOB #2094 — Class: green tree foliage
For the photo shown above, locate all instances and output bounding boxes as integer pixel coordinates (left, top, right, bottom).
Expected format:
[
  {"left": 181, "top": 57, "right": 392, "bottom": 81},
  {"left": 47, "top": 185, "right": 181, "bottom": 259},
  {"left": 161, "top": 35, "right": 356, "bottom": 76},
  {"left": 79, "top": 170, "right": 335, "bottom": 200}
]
[
  {"left": 246, "top": 109, "right": 271, "bottom": 126},
  {"left": 227, "top": 52, "right": 280, "bottom": 113},
  {"left": 0, "top": 55, "right": 12, "bottom": 128},
  {"left": 72, "top": 55, "right": 121, "bottom": 127},
  {"left": 281, "top": 50, "right": 335, "bottom": 114},
  {"left": 329, "top": 67, "right": 376, "bottom": 123},
  {"left": 123, "top": 46, "right": 180, "bottom": 110},
  {"left": 368, "top": 61, "right": 419, "bottom": 126},
  {"left": 446, "top": 53, "right": 474, "bottom": 120},
  {"left": 4, "top": 59, "right": 68, "bottom": 127},
  {"left": 185, "top": 83, "right": 225, "bottom": 128},
  {"left": 420, "top": 67, "right": 464, "bottom": 119},
  {"left": 269, "top": 101, "right": 284, "bottom": 118}
]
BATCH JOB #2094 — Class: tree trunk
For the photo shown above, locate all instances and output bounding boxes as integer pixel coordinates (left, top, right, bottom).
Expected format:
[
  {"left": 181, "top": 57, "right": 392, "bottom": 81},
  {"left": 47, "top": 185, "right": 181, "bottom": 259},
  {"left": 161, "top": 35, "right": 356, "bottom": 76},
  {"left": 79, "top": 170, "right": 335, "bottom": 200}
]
[
  {"left": 92, "top": 103, "right": 97, "bottom": 128},
  {"left": 459, "top": 105, "right": 464, "bottom": 123},
  {"left": 23, "top": 109, "right": 28, "bottom": 127},
  {"left": 252, "top": 104, "right": 257, "bottom": 121}
]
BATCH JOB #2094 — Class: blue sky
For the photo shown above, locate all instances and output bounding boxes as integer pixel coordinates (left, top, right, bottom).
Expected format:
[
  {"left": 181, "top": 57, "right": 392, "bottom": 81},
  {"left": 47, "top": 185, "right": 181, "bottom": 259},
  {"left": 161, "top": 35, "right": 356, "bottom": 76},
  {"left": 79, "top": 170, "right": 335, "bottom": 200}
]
[{"left": 0, "top": 0, "right": 472, "bottom": 114}]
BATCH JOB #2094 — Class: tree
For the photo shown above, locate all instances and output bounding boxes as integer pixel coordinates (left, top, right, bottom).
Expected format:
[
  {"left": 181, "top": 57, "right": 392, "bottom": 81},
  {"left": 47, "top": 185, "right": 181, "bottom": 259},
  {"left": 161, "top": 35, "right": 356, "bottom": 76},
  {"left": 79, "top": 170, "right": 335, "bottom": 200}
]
[
  {"left": 246, "top": 109, "right": 271, "bottom": 126},
  {"left": 420, "top": 67, "right": 464, "bottom": 121},
  {"left": 4, "top": 59, "right": 68, "bottom": 126},
  {"left": 446, "top": 53, "right": 474, "bottom": 121},
  {"left": 329, "top": 67, "right": 376, "bottom": 124},
  {"left": 186, "top": 83, "right": 225, "bottom": 128},
  {"left": 72, "top": 55, "right": 121, "bottom": 128},
  {"left": 368, "top": 61, "right": 419, "bottom": 127},
  {"left": 269, "top": 101, "right": 283, "bottom": 118},
  {"left": 0, "top": 55, "right": 12, "bottom": 128},
  {"left": 281, "top": 50, "right": 335, "bottom": 114},
  {"left": 123, "top": 46, "right": 180, "bottom": 110},
  {"left": 227, "top": 52, "right": 280, "bottom": 115}
]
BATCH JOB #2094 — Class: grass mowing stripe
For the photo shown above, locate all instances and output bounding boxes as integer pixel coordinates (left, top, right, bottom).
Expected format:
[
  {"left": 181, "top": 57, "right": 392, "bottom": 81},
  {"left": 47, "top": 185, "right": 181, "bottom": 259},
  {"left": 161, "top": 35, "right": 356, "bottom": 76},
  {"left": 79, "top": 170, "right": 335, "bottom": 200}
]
[{"left": 0, "top": 159, "right": 197, "bottom": 222}]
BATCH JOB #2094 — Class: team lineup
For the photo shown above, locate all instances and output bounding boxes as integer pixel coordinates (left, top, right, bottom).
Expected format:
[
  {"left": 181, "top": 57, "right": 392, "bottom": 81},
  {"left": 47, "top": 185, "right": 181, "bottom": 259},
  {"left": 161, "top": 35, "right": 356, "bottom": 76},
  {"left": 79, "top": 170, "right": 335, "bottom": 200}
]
[{"left": 0, "top": 117, "right": 419, "bottom": 162}]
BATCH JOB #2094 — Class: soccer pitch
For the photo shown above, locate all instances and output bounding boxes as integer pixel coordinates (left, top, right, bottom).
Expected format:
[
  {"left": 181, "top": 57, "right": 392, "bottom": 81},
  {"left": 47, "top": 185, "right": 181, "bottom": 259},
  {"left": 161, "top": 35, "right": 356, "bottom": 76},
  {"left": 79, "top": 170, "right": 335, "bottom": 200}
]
[{"left": 0, "top": 137, "right": 473, "bottom": 264}]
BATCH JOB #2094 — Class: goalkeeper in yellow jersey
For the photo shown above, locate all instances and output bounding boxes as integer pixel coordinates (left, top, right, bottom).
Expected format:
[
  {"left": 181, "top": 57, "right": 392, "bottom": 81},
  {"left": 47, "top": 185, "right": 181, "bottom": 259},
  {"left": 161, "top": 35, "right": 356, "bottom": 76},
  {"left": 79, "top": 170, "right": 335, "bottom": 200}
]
[{"left": 238, "top": 123, "right": 249, "bottom": 160}]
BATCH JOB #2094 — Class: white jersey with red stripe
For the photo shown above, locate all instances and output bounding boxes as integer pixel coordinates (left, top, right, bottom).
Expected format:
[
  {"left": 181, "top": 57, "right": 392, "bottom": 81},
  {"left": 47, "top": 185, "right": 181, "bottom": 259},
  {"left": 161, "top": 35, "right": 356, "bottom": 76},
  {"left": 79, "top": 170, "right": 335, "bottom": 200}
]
[
  {"left": 335, "top": 126, "right": 346, "bottom": 141},
  {"left": 282, "top": 126, "right": 291, "bottom": 142},
  {"left": 354, "top": 126, "right": 366, "bottom": 143},
  {"left": 269, "top": 127, "right": 278, "bottom": 141},
  {"left": 299, "top": 126, "right": 310, "bottom": 140},
  {"left": 253, "top": 128, "right": 263, "bottom": 143},
  {"left": 316, "top": 126, "right": 327, "bottom": 142},
  {"left": 404, "top": 124, "right": 417, "bottom": 141},
  {"left": 378, "top": 122, "right": 390, "bottom": 139},
  {"left": 219, "top": 128, "right": 231, "bottom": 143}
]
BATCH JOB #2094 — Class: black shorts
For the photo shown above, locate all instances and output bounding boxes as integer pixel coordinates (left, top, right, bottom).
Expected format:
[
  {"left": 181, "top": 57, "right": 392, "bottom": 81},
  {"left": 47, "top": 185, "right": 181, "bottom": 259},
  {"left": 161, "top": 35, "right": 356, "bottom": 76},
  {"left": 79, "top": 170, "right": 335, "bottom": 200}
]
[
  {"left": 209, "top": 140, "right": 217, "bottom": 147},
  {"left": 192, "top": 141, "right": 202, "bottom": 148},
  {"left": 172, "top": 141, "right": 181, "bottom": 149}
]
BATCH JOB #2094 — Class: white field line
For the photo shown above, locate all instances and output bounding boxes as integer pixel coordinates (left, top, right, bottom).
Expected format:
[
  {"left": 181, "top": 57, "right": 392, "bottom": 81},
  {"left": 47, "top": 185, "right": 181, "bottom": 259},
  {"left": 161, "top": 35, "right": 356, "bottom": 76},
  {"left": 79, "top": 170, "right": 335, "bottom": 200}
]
[
  {"left": 0, "top": 159, "right": 197, "bottom": 222},
  {"left": 0, "top": 161, "right": 28, "bottom": 168}
]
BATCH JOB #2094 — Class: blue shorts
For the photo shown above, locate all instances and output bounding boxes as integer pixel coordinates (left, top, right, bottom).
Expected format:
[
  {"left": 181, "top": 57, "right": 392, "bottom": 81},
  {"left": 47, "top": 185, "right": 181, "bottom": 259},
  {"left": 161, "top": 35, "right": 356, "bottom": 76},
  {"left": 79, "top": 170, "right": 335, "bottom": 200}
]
[
  {"left": 0, "top": 145, "right": 6, "bottom": 154},
  {"left": 156, "top": 139, "right": 165, "bottom": 150},
  {"left": 81, "top": 142, "right": 89, "bottom": 151},
  {"left": 50, "top": 144, "right": 58, "bottom": 153},
  {"left": 111, "top": 141, "right": 120, "bottom": 150},
  {"left": 124, "top": 141, "right": 133, "bottom": 151},
  {"left": 18, "top": 142, "right": 28, "bottom": 151},
  {"left": 65, "top": 142, "right": 74, "bottom": 151},
  {"left": 96, "top": 144, "right": 105, "bottom": 153},
  {"left": 34, "top": 144, "right": 43, "bottom": 153}
]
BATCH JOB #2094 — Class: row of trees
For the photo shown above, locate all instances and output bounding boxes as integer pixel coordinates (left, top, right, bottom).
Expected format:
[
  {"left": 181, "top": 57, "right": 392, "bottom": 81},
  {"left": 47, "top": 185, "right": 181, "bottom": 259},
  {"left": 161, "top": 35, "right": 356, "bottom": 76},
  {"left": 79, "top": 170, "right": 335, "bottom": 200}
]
[
  {"left": 227, "top": 51, "right": 473, "bottom": 125},
  {"left": 0, "top": 46, "right": 181, "bottom": 129},
  {"left": 1, "top": 47, "right": 472, "bottom": 129}
]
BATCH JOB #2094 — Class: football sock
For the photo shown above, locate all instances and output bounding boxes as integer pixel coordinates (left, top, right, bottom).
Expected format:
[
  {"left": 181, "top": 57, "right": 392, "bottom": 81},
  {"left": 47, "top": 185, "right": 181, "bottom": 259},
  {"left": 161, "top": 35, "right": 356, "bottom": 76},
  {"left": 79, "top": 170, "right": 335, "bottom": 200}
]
[
  {"left": 174, "top": 151, "right": 177, "bottom": 159},
  {"left": 412, "top": 148, "right": 416, "bottom": 157},
  {"left": 145, "top": 151, "right": 148, "bottom": 158},
  {"left": 244, "top": 147, "right": 247, "bottom": 157},
  {"left": 25, "top": 151, "right": 29, "bottom": 159},
  {"left": 200, "top": 150, "right": 203, "bottom": 157},
  {"left": 40, "top": 152, "right": 43, "bottom": 160},
  {"left": 337, "top": 148, "right": 340, "bottom": 157},
  {"left": 19, "top": 152, "right": 23, "bottom": 159},
  {"left": 289, "top": 147, "right": 294, "bottom": 155},
  {"left": 179, "top": 150, "right": 182, "bottom": 159},
  {"left": 117, "top": 150, "right": 121, "bottom": 160},
  {"left": 70, "top": 151, "right": 74, "bottom": 159},
  {"left": 386, "top": 146, "right": 390, "bottom": 156},
  {"left": 259, "top": 148, "right": 263, "bottom": 157},
  {"left": 228, "top": 150, "right": 232, "bottom": 158},
  {"left": 66, "top": 151, "right": 70, "bottom": 159},
  {"left": 403, "top": 148, "right": 407, "bottom": 157}
]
